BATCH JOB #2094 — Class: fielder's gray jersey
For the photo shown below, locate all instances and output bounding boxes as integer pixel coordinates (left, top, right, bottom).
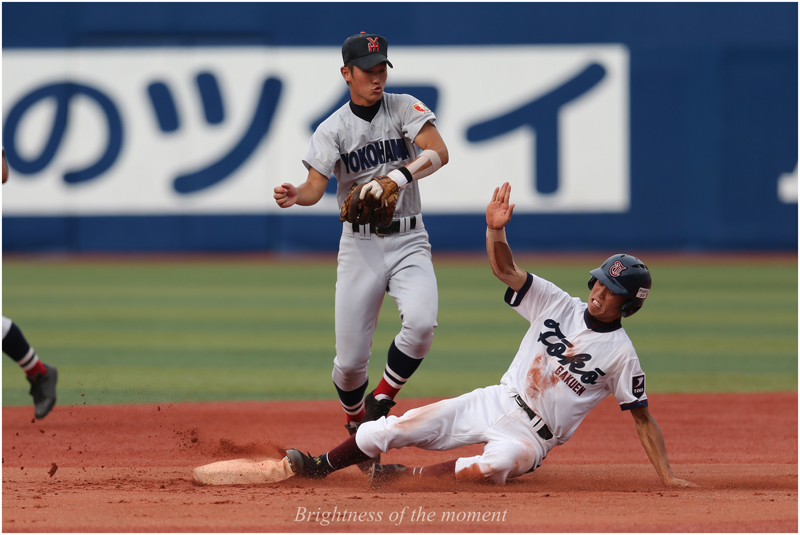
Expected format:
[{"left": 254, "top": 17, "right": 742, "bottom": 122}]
[{"left": 303, "top": 93, "right": 436, "bottom": 219}]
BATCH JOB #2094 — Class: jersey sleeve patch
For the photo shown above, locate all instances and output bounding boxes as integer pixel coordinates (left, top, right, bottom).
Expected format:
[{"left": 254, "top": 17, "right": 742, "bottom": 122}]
[
  {"left": 412, "top": 101, "right": 431, "bottom": 113},
  {"left": 504, "top": 273, "right": 534, "bottom": 307},
  {"left": 631, "top": 374, "right": 646, "bottom": 399}
]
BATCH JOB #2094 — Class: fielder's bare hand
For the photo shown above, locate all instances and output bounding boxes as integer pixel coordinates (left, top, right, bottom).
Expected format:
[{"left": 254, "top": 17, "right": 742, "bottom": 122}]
[
  {"left": 274, "top": 183, "right": 298, "bottom": 208},
  {"left": 486, "top": 182, "right": 515, "bottom": 230}
]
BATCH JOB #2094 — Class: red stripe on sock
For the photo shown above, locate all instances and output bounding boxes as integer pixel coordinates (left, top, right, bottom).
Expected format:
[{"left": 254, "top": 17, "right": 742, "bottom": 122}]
[
  {"left": 25, "top": 361, "right": 47, "bottom": 378},
  {"left": 373, "top": 378, "right": 400, "bottom": 400},
  {"left": 347, "top": 408, "right": 365, "bottom": 425}
]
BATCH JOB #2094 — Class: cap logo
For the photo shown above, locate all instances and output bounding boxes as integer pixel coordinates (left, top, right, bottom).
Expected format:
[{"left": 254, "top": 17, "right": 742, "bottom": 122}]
[
  {"left": 636, "top": 288, "right": 649, "bottom": 299},
  {"left": 609, "top": 261, "right": 627, "bottom": 277},
  {"left": 367, "top": 37, "right": 380, "bottom": 52}
]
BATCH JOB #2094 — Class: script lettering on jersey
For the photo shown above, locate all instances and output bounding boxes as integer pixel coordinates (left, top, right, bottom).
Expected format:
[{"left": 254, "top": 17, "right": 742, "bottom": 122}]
[
  {"left": 538, "top": 319, "right": 606, "bottom": 394},
  {"left": 339, "top": 139, "right": 411, "bottom": 174}
]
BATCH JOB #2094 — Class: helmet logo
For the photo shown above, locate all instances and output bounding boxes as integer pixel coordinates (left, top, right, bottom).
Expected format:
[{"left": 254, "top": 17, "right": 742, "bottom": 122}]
[
  {"left": 636, "top": 288, "right": 649, "bottom": 299},
  {"left": 609, "top": 261, "right": 627, "bottom": 277}
]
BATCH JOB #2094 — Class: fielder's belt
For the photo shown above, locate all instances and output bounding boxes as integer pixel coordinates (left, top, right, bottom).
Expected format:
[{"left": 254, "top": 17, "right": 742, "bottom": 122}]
[
  {"left": 352, "top": 215, "right": 417, "bottom": 237},
  {"left": 514, "top": 394, "right": 554, "bottom": 440}
]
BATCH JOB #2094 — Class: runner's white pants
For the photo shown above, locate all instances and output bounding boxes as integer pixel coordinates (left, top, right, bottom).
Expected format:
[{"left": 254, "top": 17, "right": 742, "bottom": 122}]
[{"left": 356, "top": 384, "right": 555, "bottom": 484}]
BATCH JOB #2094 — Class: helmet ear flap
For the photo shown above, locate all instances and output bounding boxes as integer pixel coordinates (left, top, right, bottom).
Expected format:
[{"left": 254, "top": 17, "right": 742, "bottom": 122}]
[
  {"left": 593, "top": 277, "right": 638, "bottom": 317},
  {"left": 620, "top": 300, "right": 641, "bottom": 318}
]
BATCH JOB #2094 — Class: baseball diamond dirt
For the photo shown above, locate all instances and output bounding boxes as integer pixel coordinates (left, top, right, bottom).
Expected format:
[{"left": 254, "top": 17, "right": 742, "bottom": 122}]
[{"left": 2, "top": 392, "right": 797, "bottom": 532}]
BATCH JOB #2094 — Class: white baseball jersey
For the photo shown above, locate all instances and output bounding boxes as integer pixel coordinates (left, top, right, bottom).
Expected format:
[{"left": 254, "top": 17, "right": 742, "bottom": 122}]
[
  {"left": 303, "top": 92, "right": 435, "bottom": 218},
  {"left": 501, "top": 272, "right": 648, "bottom": 445},
  {"left": 356, "top": 271, "right": 649, "bottom": 483}
]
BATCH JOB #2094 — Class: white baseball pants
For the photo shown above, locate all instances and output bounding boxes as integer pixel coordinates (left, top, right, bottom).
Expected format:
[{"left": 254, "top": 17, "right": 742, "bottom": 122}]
[{"left": 355, "top": 384, "right": 554, "bottom": 484}]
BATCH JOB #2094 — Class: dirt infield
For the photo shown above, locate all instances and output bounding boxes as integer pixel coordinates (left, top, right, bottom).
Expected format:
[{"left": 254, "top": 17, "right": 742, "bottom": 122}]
[{"left": 3, "top": 392, "right": 797, "bottom": 532}]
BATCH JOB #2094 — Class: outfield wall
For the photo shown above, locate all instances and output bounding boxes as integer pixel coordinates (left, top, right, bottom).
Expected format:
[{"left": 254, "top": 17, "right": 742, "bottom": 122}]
[{"left": 2, "top": 3, "right": 797, "bottom": 252}]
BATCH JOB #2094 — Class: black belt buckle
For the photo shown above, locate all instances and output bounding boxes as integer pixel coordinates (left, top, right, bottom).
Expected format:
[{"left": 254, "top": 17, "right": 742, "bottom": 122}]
[
  {"left": 351, "top": 222, "right": 391, "bottom": 236},
  {"left": 373, "top": 224, "right": 392, "bottom": 237},
  {"left": 353, "top": 216, "right": 416, "bottom": 237}
]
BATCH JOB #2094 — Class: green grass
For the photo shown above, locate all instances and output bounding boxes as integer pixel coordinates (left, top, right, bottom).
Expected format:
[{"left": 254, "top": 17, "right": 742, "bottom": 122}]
[{"left": 2, "top": 255, "right": 796, "bottom": 408}]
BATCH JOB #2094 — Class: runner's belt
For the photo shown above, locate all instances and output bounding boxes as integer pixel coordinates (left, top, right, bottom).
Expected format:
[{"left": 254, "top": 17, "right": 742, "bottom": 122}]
[
  {"left": 352, "top": 215, "right": 417, "bottom": 237},
  {"left": 514, "top": 394, "right": 554, "bottom": 441}
]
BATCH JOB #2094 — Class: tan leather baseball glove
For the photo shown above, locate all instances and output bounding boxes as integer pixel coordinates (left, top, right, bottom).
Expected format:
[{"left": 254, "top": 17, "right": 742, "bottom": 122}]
[
  {"left": 369, "top": 176, "right": 400, "bottom": 227},
  {"left": 340, "top": 182, "right": 378, "bottom": 225}
]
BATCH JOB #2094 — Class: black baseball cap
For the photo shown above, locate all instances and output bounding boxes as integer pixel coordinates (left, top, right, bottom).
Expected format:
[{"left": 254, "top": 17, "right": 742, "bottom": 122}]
[{"left": 342, "top": 32, "right": 393, "bottom": 70}]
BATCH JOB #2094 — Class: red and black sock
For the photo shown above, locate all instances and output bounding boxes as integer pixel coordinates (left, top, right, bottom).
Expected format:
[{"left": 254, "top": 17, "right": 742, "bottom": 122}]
[
  {"left": 334, "top": 379, "right": 369, "bottom": 425},
  {"left": 373, "top": 341, "right": 424, "bottom": 401},
  {"left": 324, "top": 434, "right": 372, "bottom": 470},
  {"left": 3, "top": 322, "right": 47, "bottom": 377},
  {"left": 411, "top": 459, "right": 457, "bottom": 478}
]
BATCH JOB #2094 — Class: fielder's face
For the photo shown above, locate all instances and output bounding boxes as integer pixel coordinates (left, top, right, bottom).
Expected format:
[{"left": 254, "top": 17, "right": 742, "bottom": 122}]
[
  {"left": 342, "top": 62, "right": 388, "bottom": 106},
  {"left": 588, "top": 280, "right": 627, "bottom": 322}
]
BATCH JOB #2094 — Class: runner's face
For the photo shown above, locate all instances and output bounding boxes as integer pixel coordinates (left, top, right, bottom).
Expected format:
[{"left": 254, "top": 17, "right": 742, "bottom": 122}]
[
  {"left": 343, "top": 63, "right": 387, "bottom": 106},
  {"left": 588, "top": 280, "right": 627, "bottom": 322}
]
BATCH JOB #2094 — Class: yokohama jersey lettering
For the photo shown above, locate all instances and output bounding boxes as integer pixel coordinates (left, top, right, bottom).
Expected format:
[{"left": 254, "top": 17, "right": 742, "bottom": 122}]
[
  {"left": 303, "top": 92, "right": 435, "bottom": 218},
  {"left": 339, "top": 138, "right": 411, "bottom": 174}
]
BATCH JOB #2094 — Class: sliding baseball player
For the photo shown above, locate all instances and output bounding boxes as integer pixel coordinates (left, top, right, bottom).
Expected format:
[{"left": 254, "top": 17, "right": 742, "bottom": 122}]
[{"left": 283, "top": 182, "right": 696, "bottom": 488}]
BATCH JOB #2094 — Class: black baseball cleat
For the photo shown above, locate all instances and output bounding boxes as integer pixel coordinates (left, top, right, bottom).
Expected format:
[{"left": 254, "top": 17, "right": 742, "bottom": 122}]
[
  {"left": 363, "top": 390, "right": 396, "bottom": 423},
  {"left": 27, "top": 364, "right": 58, "bottom": 420},
  {"left": 368, "top": 463, "right": 409, "bottom": 486},
  {"left": 285, "top": 449, "right": 334, "bottom": 479}
]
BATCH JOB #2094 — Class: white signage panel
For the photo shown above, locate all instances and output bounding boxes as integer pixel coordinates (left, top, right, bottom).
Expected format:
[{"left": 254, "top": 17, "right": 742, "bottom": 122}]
[{"left": 2, "top": 46, "right": 629, "bottom": 215}]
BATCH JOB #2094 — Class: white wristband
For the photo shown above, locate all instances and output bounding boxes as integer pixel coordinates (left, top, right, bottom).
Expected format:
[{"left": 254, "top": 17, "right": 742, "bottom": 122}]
[{"left": 388, "top": 169, "right": 408, "bottom": 189}]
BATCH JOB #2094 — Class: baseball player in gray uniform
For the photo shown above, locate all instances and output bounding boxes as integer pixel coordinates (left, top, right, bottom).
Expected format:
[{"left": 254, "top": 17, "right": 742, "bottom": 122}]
[
  {"left": 2, "top": 149, "right": 59, "bottom": 420},
  {"left": 284, "top": 183, "right": 696, "bottom": 488},
  {"left": 273, "top": 33, "right": 449, "bottom": 441}
]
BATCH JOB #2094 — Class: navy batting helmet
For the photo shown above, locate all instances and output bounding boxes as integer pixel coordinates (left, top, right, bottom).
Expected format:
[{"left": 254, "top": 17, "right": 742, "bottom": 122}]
[{"left": 587, "top": 254, "right": 652, "bottom": 317}]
